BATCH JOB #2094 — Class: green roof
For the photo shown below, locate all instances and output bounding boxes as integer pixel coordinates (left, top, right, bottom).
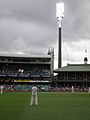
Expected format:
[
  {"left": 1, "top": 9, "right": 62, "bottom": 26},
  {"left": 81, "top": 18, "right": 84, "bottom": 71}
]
[{"left": 54, "top": 64, "right": 90, "bottom": 73}]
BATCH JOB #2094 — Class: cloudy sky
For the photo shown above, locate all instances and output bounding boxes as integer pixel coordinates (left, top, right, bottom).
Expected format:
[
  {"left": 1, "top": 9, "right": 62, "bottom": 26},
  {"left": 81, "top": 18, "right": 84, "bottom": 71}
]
[{"left": 0, "top": 0, "right": 90, "bottom": 69}]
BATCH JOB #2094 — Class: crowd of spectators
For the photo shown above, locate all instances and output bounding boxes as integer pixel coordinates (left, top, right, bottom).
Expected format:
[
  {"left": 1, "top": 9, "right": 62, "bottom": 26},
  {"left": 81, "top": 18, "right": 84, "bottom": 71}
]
[
  {"left": 0, "top": 84, "right": 90, "bottom": 92},
  {"left": 0, "top": 63, "right": 50, "bottom": 77},
  {"left": 58, "top": 72, "right": 90, "bottom": 81},
  {"left": 50, "top": 86, "right": 89, "bottom": 92},
  {"left": 1, "top": 84, "right": 51, "bottom": 92}
]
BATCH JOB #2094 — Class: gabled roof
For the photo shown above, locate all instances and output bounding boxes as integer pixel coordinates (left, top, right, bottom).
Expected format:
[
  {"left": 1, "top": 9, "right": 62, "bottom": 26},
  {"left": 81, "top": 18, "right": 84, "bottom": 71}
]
[{"left": 54, "top": 64, "right": 90, "bottom": 73}]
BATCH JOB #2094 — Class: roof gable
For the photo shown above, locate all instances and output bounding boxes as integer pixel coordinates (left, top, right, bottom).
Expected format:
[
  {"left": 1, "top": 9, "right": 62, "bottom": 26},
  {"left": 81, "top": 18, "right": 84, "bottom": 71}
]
[{"left": 54, "top": 64, "right": 90, "bottom": 72}]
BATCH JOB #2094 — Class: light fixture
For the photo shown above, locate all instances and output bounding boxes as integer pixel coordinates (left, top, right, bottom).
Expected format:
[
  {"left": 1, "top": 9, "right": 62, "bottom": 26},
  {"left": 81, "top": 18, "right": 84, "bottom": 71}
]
[{"left": 56, "top": 2, "right": 64, "bottom": 27}]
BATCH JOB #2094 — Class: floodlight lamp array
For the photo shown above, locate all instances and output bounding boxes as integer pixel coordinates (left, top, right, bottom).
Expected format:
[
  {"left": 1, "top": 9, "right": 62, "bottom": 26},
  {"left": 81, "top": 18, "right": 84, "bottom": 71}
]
[{"left": 56, "top": 2, "right": 64, "bottom": 28}]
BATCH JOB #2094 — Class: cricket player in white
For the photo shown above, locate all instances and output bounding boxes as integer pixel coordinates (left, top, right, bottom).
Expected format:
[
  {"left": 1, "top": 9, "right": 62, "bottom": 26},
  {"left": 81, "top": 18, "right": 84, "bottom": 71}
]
[
  {"left": 88, "top": 87, "right": 90, "bottom": 93},
  {"left": 30, "top": 84, "right": 38, "bottom": 106},
  {"left": 71, "top": 86, "right": 74, "bottom": 93},
  {"left": 0, "top": 85, "right": 4, "bottom": 95}
]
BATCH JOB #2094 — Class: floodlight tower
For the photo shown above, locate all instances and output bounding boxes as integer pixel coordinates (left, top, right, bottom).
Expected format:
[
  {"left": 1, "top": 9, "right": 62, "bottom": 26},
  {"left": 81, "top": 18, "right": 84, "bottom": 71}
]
[{"left": 56, "top": 2, "right": 64, "bottom": 68}]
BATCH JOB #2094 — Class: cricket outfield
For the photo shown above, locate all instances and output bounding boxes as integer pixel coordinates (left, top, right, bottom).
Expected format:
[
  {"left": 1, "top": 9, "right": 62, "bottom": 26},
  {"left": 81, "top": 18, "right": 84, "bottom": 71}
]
[{"left": 0, "top": 92, "right": 90, "bottom": 120}]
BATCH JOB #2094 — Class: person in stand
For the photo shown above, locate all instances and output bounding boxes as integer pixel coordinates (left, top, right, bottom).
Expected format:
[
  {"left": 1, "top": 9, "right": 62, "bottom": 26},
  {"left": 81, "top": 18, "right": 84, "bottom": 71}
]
[
  {"left": 30, "top": 84, "right": 38, "bottom": 106},
  {"left": 0, "top": 85, "right": 4, "bottom": 95}
]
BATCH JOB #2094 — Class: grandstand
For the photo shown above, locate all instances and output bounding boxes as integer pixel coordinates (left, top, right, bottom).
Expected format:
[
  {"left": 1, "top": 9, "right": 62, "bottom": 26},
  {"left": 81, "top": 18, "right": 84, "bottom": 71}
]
[
  {"left": 54, "top": 57, "right": 90, "bottom": 89},
  {"left": 0, "top": 49, "right": 54, "bottom": 91}
]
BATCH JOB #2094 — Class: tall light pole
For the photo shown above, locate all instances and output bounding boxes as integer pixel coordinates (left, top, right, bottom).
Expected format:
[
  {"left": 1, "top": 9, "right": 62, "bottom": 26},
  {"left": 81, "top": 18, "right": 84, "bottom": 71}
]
[{"left": 56, "top": 2, "right": 64, "bottom": 68}]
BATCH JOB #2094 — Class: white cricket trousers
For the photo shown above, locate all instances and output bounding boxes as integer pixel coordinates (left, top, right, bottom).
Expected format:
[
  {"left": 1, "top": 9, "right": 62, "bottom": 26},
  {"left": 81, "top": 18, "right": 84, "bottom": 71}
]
[{"left": 30, "top": 94, "right": 38, "bottom": 106}]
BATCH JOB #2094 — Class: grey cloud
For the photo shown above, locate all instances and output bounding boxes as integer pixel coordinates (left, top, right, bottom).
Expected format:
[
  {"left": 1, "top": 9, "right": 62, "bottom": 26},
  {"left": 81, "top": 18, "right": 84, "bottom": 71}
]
[
  {"left": 0, "top": 17, "right": 56, "bottom": 53},
  {"left": 0, "top": 0, "right": 56, "bottom": 26},
  {"left": 0, "top": 0, "right": 90, "bottom": 66},
  {"left": 63, "top": 0, "right": 90, "bottom": 42}
]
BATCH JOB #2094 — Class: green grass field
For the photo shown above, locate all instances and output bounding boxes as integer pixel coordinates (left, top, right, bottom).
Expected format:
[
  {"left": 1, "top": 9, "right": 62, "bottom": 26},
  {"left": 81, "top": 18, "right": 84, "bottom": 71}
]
[{"left": 0, "top": 92, "right": 90, "bottom": 120}]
